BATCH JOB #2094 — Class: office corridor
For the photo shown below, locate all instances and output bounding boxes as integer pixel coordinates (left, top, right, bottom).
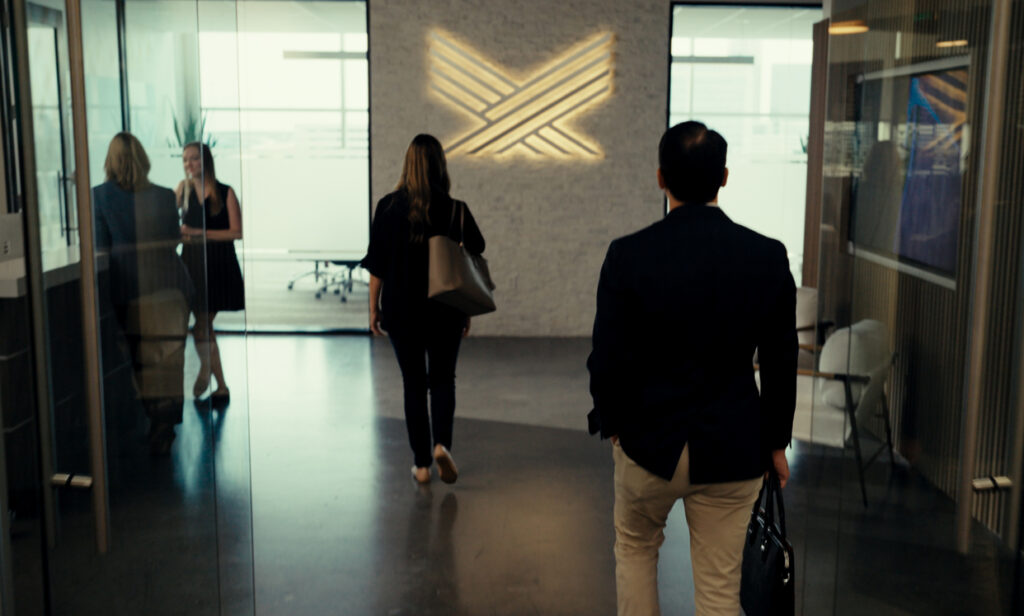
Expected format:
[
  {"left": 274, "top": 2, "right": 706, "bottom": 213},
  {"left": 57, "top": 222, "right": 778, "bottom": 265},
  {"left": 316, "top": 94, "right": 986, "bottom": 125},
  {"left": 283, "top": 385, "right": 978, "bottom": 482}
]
[{"left": 34, "top": 336, "right": 1006, "bottom": 615}]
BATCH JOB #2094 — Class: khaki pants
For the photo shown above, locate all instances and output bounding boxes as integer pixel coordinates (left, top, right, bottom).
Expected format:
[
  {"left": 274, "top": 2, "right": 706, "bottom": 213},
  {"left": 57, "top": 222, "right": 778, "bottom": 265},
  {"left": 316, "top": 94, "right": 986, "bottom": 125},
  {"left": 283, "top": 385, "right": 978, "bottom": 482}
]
[{"left": 613, "top": 443, "right": 761, "bottom": 616}]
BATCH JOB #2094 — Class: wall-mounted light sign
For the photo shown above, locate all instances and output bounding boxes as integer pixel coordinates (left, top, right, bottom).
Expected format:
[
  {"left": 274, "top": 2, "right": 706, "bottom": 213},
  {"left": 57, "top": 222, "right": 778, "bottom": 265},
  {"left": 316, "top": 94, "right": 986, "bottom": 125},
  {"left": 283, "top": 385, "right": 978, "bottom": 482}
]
[{"left": 429, "top": 29, "right": 614, "bottom": 160}]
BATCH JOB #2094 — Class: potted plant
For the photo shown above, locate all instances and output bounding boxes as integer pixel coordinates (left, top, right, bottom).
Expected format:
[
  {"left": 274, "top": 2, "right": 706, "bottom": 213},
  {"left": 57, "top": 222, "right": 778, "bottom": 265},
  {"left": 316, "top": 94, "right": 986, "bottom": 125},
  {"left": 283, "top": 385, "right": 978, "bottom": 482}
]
[{"left": 168, "top": 108, "right": 218, "bottom": 149}]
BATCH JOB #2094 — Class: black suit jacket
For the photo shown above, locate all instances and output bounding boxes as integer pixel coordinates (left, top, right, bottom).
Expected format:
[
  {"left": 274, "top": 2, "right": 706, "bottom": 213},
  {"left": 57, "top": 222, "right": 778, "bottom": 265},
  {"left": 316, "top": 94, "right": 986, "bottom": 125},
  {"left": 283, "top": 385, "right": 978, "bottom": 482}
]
[{"left": 587, "top": 204, "right": 797, "bottom": 484}]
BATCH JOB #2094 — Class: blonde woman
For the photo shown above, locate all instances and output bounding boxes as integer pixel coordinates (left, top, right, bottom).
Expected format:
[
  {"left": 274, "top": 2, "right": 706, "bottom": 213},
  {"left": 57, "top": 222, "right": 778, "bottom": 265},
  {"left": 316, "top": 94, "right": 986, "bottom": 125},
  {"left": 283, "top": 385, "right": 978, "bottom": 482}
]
[
  {"left": 362, "top": 134, "right": 486, "bottom": 485},
  {"left": 93, "top": 132, "right": 193, "bottom": 454},
  {"left": 176, "top": 142, "right": 244, "bottom": 401}
]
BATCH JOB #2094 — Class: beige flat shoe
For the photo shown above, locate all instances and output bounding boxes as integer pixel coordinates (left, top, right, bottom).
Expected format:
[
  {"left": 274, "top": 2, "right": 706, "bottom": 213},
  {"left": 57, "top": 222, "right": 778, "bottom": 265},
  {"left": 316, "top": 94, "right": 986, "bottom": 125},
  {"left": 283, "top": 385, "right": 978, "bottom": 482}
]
[
  {"left": 411, "top": 466, "right": 431, "bottom": 484},
  {"left": 434, "top": 446, "right": 458, "bottom": 484}
]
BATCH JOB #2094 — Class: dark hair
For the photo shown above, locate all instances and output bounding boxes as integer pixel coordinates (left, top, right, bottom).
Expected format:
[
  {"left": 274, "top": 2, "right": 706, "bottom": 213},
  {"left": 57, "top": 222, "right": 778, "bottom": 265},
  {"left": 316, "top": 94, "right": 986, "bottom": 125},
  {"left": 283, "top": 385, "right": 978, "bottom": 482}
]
[
  {"left": 396, "top": 134, "right": 451, "bottom": 242},
  {"left": 658, "top": 121, "right": 727, "bottom": 204}
]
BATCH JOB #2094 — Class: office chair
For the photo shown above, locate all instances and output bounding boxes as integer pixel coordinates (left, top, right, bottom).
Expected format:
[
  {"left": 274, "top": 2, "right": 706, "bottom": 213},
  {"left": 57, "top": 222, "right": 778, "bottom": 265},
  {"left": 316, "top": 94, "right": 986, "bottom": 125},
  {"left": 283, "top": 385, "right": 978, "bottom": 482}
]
[
  {"left": 318, "top": 260, "right": 362, "bottom": 302},
  {"left": 286, "top": 261, "right": 332, "bottom": 295},
  {"left": 286, "top": 260, "right": 362, "bottom": 301}
]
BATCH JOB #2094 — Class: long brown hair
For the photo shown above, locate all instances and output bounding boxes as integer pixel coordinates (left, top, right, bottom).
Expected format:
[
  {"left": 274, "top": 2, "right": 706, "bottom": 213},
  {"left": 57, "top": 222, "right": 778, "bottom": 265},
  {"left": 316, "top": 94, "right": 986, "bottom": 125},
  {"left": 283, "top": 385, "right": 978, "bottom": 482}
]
[
  {"left": 396, "top": 134, "right": 451, "bottom": 242},
  {"left": 184, "top": 142, "right": 222, "bottom": 214},
  {"left": 104, "top": 132, "right": 151, "bottom": 192}
]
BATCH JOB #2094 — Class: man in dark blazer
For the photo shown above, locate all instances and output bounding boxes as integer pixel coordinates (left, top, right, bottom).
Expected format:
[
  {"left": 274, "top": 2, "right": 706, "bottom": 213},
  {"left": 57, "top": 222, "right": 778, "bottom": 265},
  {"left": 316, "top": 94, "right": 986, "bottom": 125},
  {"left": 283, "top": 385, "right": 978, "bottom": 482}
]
[{"left": 587, "top": 121, "right": 797, "bottom": 616}]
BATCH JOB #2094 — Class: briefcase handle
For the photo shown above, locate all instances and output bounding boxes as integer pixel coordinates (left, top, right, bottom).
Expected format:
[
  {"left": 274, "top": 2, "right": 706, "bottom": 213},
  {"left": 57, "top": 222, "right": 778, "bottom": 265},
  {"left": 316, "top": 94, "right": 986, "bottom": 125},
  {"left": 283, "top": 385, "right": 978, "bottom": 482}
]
[{"left": 751, "top": 473, "right": 788, "bottom": 537}]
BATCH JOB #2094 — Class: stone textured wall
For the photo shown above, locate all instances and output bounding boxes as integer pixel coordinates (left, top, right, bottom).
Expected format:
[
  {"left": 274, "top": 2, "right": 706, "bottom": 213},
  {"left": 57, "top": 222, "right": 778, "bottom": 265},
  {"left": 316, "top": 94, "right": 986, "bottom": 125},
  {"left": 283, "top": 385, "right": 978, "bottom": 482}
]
[{"left": 369, "top": 0, "right": 670, "bottom": 336}]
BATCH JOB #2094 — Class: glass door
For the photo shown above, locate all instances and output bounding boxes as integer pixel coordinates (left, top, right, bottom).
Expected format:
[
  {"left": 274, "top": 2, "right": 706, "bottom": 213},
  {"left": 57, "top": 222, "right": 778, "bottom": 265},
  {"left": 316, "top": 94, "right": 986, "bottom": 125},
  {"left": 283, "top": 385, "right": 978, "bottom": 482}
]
[
  {"left": 0, "top": 0, "right": 254, "bottom": 612},
  {"left": 26, "top": 3, "right": 75, "bottom": 264}
]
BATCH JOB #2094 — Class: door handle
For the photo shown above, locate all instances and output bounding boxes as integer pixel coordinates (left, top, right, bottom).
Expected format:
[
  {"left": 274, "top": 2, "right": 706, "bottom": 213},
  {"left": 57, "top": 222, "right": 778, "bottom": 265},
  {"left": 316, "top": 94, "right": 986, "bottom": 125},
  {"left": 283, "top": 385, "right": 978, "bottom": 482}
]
[
  {"left": 57, "top": 169, "right": 66, "bottom": 237},
  {"left": 50, "top": 473, "right": 93, "bottom": 489},
  {"left": 971, "top": 476, "right": 1012, "bottom": 492},
  {"left": 60, "top": 170, "right": 77, "bottom": 233}
]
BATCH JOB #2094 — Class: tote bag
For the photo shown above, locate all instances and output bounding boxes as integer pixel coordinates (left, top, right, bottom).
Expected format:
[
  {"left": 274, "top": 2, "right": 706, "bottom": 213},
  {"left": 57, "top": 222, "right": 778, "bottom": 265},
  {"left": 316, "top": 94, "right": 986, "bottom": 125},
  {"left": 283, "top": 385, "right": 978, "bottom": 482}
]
[{"left": 428, "top": 200, "right": 496, "bottom": 316}]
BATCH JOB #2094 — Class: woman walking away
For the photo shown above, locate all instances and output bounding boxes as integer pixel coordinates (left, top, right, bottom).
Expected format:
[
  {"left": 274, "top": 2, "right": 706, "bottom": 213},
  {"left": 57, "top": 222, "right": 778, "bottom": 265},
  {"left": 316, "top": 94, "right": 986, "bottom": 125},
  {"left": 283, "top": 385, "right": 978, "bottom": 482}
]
[
  {"left": 362, "top": 134, "right": 486, "bottom": 485},
  {"left": 93, "top": 132, "right": 194, "bottom": 454},
  {"left": 176, "top": 142, "right": 245, "bottom": 402}
]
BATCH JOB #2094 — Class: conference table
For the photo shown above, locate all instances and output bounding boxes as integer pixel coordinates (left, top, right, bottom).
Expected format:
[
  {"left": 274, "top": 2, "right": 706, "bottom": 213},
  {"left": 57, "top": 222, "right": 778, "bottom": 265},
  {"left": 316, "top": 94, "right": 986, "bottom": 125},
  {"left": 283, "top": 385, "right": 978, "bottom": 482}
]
[{"left": 241, "top": 248, "right": 365, "bottom": 302}]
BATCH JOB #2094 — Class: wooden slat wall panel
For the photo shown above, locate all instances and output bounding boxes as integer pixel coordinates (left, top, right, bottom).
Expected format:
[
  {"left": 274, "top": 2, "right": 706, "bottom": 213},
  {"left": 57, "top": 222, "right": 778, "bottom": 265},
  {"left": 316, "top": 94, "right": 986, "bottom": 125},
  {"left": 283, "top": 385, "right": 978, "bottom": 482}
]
[
  {"left": 974, "top": 0, "right": 1024, "bottom": 536},
  {"left": 802, "top": 20, "right": 829, "bottom": 288},
  {"left": 820, "top": 0, "right": 1024, "bottom": 538}
]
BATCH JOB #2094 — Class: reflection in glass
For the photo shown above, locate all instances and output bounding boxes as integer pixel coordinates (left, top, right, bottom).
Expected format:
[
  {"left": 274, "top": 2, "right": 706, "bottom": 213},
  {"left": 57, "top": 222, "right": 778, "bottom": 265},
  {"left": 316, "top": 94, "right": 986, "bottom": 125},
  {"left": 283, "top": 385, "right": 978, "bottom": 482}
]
[
  {"left": 93, "top": 132, "right": 192, "bottom": 454},
  {"left": 178, "top": 142, "right": 244, "bottom": 399},
  {"left": 850, "top": 65, "right": 969, "bottom": 279},
  {"left": 27, "top": 5, "right": 76, "bottom": 267},
  {"left": 810, "top": 1, "right": 1024, "bottom": 613},
  {"left": 9, "top": 0, "right": 256, "bottom": 612},
  {"left": 850, "top": 141, "right": 902, "bottom": 257}
]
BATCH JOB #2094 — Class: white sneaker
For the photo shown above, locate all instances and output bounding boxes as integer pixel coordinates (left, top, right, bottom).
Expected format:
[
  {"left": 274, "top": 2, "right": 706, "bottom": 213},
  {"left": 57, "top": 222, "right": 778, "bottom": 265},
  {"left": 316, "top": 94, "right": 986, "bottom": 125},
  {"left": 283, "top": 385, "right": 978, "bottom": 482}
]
[{"left": 434, "top": 446, "right": 458, "bottom": 484}]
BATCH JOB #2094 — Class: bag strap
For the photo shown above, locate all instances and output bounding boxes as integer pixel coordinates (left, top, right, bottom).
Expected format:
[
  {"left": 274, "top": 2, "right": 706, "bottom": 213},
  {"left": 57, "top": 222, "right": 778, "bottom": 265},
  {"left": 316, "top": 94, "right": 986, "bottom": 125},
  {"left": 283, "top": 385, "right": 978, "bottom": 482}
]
[
  {"left": 447, "top": 197, "right": 458, "bottom": 231},
  {"left": 768, "top": 474, "right": 788, "bottom": 536},
  {"left": 459, "top": 201, "right": 466, "bottom": 246},
  {"left": 448, "top": 200, "right": 466, "bottom": 246},
  {"left": 761, "top": 478, "right": 776, "bottom": 529},
  {"left": 750, "top": 473, "right": 788, "bottom": 537}
]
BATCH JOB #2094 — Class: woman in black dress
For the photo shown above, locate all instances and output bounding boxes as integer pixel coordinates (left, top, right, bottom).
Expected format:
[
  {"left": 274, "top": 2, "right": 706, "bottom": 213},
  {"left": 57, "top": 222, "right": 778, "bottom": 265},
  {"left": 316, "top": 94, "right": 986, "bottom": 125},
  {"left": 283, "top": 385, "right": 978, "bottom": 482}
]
[
  {"left": 176, "top": 142, "right": 245, "bottom": 400},
  {"left": 363, "top": 134, "right": 485, "bottom": 485}
]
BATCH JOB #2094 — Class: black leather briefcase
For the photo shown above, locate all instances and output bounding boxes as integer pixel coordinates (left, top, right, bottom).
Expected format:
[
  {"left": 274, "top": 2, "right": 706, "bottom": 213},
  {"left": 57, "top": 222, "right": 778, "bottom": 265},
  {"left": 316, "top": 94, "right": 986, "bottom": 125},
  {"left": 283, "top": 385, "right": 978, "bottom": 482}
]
[{"left": 740, "top": 473, "right": 795, "bottom": 616}]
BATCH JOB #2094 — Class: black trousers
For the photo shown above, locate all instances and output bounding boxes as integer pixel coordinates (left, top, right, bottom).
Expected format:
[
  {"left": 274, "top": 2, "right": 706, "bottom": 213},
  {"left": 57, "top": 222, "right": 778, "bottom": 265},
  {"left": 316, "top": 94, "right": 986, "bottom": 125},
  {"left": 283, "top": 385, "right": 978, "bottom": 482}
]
[{"left": 388, "top": 311, "right": 465, "bottom": 468}]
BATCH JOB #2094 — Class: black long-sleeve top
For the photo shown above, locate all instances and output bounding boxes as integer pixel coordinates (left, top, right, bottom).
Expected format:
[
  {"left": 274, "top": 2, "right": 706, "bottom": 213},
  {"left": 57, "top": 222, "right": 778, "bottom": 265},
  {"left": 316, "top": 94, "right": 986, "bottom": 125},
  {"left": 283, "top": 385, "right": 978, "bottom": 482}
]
[
  {"left": 362, "top": 190, "right": 485, "bottom": 330},
  {"left": 587, "top": 204, "right": 797, "bottom": 484}
]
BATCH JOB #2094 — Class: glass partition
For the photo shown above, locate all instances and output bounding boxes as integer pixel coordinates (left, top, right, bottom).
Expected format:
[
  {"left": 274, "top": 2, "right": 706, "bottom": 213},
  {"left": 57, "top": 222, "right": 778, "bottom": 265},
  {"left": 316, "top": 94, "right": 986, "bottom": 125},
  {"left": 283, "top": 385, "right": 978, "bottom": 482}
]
[
  {"left": 0, "top": 0, "right": 255, "bottom": 611},
  {"left": 80, "top": 0, "right": 119, "bottom": 187},
  {"left": 26, "top": 2, "right": 76, "bottom": 268},
  {"left": 809, "top": 0, "right": 1024, "bottom": 613},
  {"left": 204, "top": 0, "right": 370, "bottom": 332},
  {"left": 2, "top": 0, "right": 373, "bottom": 610}
]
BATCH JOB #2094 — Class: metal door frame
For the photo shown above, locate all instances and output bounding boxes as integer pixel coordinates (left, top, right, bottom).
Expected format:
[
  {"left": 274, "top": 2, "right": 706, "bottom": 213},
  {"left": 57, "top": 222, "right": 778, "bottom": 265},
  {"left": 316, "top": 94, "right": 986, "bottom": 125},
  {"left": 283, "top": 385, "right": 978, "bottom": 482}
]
[{"left": 25, "top": 2, "right": 74, "bottom": 247}]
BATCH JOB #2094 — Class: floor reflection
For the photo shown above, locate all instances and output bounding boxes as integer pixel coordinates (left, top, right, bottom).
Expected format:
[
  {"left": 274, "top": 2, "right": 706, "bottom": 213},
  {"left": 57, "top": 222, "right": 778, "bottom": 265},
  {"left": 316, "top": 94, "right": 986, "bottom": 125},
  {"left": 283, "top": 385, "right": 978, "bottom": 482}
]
[
  {"left": 391, "top": 490, "right": 461, "bottom": 614},
  {"left": 44, "top": 333, "right": 252, "bottom": 615},
  {"left": 240, "top": 336, "right": 1009, "bottom": 616},
  {"left": 43, "top": 335, "right": 1016, "bottom": 615}
]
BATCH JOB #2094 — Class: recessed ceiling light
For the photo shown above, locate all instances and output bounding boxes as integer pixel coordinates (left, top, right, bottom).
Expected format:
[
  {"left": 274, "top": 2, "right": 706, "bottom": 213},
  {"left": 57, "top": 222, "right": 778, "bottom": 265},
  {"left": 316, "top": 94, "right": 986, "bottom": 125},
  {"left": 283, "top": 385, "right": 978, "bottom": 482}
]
[
  {"left": 829, "top": 20, "right": 869, "bottom": 35},
  {"left": 936, "top": 39, "right": 969, "bottom": 48}
]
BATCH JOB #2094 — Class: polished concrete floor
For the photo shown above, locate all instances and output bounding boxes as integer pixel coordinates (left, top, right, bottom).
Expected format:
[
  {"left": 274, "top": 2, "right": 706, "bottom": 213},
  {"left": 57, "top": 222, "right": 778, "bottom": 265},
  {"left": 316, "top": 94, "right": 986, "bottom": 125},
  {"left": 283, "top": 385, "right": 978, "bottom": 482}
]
[
  {"left": 27, "top": 336, "right": 1022, "bottom": 615},
  {"left": 215, "top": 261, "right": 370, "bottom": 332}
]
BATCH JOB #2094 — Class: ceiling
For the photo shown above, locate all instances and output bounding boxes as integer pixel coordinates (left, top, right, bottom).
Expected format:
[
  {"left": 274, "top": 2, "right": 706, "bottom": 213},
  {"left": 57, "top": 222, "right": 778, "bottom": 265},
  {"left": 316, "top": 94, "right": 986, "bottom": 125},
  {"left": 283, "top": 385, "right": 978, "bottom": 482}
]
[{"left": 672, "top": 6, "right": 823, "bottom": 40}]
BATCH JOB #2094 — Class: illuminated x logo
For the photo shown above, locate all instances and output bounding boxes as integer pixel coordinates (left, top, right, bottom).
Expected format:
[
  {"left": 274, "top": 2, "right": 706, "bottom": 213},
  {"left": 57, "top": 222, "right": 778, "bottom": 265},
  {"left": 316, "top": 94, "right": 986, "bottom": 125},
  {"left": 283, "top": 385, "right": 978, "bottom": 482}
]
[{"left": 429, "top": 30, "right": 614, "bottom": 159}]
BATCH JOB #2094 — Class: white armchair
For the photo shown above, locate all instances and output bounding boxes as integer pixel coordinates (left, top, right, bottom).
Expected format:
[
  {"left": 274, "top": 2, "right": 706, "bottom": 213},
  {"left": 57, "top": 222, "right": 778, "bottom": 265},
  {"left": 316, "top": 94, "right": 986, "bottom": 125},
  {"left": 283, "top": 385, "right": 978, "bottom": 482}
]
[
  {"left": 757, "top": 318, "right": 896, "bottom": 506},
  {"left": 797, "top": 319, "right": 895, "bottom": 506}
]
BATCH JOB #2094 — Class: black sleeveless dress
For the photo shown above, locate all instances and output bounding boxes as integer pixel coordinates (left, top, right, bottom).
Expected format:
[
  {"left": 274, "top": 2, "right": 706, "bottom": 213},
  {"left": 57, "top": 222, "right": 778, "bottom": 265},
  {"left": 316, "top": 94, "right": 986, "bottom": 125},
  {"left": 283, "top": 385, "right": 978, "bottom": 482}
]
[{"left": 181, "top": 181, "right": 245, "bottom": 312}]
